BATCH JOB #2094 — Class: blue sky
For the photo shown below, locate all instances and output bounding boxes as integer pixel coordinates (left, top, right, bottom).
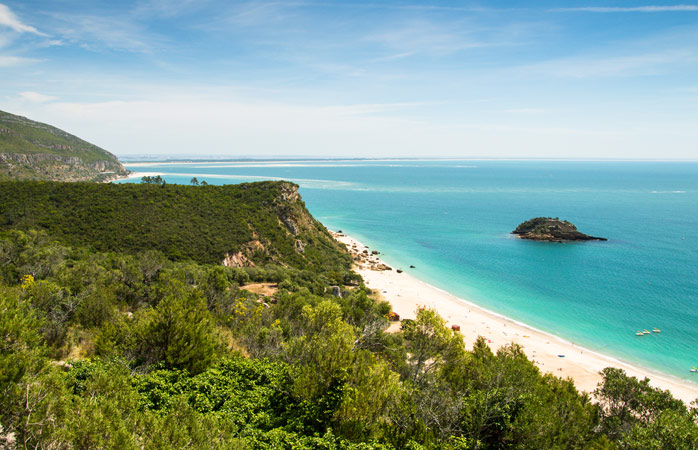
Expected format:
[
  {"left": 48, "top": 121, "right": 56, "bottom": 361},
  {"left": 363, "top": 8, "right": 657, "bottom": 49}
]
[{"left": 1, "top": 1, "right": 697, "bottom": 159}]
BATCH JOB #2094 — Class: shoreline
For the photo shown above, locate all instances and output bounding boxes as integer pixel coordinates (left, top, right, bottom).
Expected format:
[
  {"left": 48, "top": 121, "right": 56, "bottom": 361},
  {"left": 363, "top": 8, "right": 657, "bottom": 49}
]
[
  {"left": 110, "top": 171, "right": 163, "bottom": 182},
  {"left": 332, "top": 231, "right": 698, "bottom": 404}
]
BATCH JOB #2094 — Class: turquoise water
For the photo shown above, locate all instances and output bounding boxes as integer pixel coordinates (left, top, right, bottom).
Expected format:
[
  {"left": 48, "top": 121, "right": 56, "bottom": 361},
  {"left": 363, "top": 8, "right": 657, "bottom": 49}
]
[{"left": 119, "top": 160, "right": 698, "bottom": 382}]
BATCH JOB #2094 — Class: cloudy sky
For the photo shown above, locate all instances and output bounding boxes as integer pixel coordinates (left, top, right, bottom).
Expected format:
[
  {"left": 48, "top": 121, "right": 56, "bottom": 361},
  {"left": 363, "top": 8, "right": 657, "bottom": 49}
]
[{"left": 1, "top": 1, "right": 697, "bottom": 159}]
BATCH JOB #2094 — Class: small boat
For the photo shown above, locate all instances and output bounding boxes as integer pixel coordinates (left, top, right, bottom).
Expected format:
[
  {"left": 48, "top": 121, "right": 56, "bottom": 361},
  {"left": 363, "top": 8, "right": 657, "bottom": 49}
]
[
  {"left": 643, "top": 329, "right": 651, "bottom": 334},
  {"left": 691, "top": 367, "right": 698, "bottom": 373},
  {"left": 636, "top": 331, "right": 645, "bottom": 336},
  {"left": 652, "top": 328, "right": 661, "bottom": 333}
]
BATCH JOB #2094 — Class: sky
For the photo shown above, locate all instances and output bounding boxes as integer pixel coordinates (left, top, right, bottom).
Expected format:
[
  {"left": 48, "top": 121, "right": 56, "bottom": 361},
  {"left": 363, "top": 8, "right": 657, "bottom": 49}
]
[{"left": 1, "top": 1, "right": 697, "bottom": 159}]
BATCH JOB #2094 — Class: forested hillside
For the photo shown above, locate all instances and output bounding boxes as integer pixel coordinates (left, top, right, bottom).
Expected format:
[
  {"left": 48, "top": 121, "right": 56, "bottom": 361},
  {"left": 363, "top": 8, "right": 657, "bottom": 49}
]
[
  {"left": 0, "top": 180, "right": 353, "bottom": 276},
  {"left": 0, "top": 110, "right": 128, "bottom": 181},
  {"left": 1, "top": 180, "right": 696, "bottom": 449}
]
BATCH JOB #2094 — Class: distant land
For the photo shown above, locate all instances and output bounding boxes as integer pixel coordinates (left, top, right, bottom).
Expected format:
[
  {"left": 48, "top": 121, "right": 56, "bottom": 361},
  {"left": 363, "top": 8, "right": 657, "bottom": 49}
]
[{"left": 0, "top": 109, "right": 128, "bottom": 182}]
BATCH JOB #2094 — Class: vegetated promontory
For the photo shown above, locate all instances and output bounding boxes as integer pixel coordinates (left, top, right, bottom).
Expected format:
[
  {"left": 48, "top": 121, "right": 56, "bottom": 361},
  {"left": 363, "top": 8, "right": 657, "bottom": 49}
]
[
  {"left": 0, "top": 180, "right": 352, "bottom": 275},
  {"left": 0, "top": 109, "right": 128, "bottom": 181},
  {"left": 513, "top": 217, "right": 607, "bottom": 242}
]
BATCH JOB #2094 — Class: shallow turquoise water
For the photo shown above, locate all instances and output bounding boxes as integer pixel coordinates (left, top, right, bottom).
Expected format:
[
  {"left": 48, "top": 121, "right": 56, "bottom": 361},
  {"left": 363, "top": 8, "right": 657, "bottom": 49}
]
[{"left": 120, "top": 160, "right": 698, "bottom": 382}]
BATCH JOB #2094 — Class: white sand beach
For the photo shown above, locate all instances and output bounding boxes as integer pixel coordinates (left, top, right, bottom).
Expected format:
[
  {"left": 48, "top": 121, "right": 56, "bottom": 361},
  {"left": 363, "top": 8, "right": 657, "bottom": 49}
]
[{"left": 333, "top": 232, "right": 698, "bottom": 404}]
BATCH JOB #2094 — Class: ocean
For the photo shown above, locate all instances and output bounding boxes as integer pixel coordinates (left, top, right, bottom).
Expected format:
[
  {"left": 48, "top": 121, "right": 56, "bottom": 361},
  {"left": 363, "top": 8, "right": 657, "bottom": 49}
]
[{"left": 119, "top": 160, "right": 698, "bottom": 383}]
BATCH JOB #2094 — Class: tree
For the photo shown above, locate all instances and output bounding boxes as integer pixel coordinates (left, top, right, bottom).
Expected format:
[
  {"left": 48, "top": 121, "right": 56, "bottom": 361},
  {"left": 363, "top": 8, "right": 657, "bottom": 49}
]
[
  {"left": 621, "top": 409, "right": 698, "bottom": 449},
  {"left": 140, "top": 175, "right": 164, "bottom": 185},
  {"left": 0, "top": 286, "right": 72, "bottom": 448},
  {"left": 137, "top": 290, "right": 222, "bottom": 374},
  {"left": 190, "top": 177, "right": 199, "bottom": 186},
  {"left": 401, "top": 308, "right": 465, "bottom": 385},
  {"left": 595, "top": 367, "right": 687, "bottom": 441},
  {"left": 0, "top": 286, "right": 46, "bottom": 407}
]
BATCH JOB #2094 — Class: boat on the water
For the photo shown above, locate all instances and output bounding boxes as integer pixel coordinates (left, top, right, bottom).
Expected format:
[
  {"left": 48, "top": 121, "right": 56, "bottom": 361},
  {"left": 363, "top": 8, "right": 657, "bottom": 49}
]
[
  {"left": 691, "top": 367, "right": 697, "bottom": 373},
  {"left": 643, "top": 329, "right": 651, "bottom": 334},
  {"left": 635, "top": 331, "right": 644, "bottom": 336},
  {"left": 652, "top": 328, "right": 661, "bottom": 333}
]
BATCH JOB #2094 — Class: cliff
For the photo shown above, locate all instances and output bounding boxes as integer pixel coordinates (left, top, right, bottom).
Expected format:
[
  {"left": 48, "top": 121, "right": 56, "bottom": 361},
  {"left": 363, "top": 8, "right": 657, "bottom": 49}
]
[
  {"left": 0, "top": 109, "right": 128, "bottom": 181},
  {"left": 512, "top": 217, "right": 607, "bottom": 242}
]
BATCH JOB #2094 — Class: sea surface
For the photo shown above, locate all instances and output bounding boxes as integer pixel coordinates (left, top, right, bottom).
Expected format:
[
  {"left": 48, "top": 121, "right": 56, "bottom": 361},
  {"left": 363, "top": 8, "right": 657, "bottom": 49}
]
[{"left": 119, "top": 160, "right": 698, "bottom": 382}]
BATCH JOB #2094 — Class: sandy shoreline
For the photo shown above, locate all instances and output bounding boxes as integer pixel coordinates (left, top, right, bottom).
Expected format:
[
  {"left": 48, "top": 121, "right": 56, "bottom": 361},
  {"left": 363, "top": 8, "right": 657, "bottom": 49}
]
[
  {"left": 333, "top": 232, "right": 698, "bottom": 404},
  {"left": 106, "top": 171, "right": 163, "bottom": 183}
]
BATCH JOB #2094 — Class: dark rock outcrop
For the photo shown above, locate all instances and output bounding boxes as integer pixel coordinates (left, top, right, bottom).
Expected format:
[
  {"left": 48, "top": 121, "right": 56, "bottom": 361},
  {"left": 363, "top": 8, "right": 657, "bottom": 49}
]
[{"left": 512, "top": 217, "right": 607, "bottom": 242}]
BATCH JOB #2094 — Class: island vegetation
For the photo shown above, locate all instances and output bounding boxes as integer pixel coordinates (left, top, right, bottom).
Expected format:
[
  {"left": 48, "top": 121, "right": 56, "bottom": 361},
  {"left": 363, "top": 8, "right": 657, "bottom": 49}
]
[
  {"left": 513, "top": 217, "right": 607, "bottom": 242},
  {"left": 0, "top": 110, "right": 128, "bottom": 182},
  {"left": 1, "top": 181, "right": 696, "bottom": 449}
]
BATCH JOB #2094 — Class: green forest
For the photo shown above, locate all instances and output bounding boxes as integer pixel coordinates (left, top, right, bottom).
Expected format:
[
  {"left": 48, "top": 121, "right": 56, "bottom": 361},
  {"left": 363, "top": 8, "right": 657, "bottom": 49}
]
[{"left": 1, "top": 181, "right": 697, "bottom": 449}]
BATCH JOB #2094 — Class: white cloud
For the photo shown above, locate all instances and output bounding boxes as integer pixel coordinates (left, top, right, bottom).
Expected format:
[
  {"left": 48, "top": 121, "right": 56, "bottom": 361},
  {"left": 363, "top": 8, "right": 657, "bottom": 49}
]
[
  {"left": 552, "top": 5, "right": 698, "bottom": 13},
  {"left": 370, "top": 52, "right": 415, "bottom": 62},
  {"left": 516, "top": 50, "right": 694, "bottom": 78},
  {"left": 0, "top": 3, "right": 47, "bottom": 35},
  {"left": 0, "top": 55, "right": 40, "bottom": 66},
  {"left": 225, "top": 1, "right": 304, "bottom": 27},
  {"left": 51, "top": 13, "right": 154, "bottom": 53},
  {"left": 503, "top": 108, "right": 547, "bottom": 114},
  {"left": 133, "top": 0, "right": 207, "bottom": 18},
  {"left": 7, "top": 94, "right": 689, "bottom": 160},
  {"left": 365, "top": 21, "right": 488, "bottom": 56},
  {"left": 17, "top": 97, "right": 435, "bottom": 157},
  {"left": 19, "top": 91, "right": 57, "bottom": 103}
]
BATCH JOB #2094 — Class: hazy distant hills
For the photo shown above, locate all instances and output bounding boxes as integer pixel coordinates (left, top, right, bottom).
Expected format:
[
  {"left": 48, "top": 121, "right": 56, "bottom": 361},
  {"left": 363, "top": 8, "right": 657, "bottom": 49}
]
[{"left": 0, "top": 109, "right": 128, "bottom": 182}]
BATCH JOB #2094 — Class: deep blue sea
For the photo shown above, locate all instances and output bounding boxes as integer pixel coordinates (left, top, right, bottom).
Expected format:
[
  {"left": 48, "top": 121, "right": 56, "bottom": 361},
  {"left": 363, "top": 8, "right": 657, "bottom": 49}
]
[{"left": 119, "top": 160, "right": 698, "bottom": 382}]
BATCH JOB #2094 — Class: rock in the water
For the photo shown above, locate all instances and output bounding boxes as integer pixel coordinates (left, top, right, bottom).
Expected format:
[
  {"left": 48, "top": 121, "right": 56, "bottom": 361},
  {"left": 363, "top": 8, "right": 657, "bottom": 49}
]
[{"left": 512, "top": 217, "right": 607, "bottom": 242}]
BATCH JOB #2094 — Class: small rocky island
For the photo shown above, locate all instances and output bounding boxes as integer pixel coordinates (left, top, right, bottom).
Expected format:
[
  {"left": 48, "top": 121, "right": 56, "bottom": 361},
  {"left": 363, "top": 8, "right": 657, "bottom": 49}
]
[{"left": 512, "top": 217, "right": 607, "bottom": 242}]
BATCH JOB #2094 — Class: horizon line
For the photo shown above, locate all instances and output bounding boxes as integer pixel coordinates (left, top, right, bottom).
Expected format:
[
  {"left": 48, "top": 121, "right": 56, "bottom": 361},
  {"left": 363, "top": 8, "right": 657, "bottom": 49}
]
[{"left": 117, "top": 156, "right": 698, "bottom": 163}]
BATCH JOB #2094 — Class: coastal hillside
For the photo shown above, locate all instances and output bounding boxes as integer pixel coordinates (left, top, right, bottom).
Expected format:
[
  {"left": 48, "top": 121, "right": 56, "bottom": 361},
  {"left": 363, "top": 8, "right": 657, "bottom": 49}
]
[
  {"left": 0, "top": 109, "right": 128, "bottom": 181},
  {"left": 0, "top": 180, "right": 352, "bottom": 274},
  {"left": 1, "top": 179, "right": 696, "bottom": 449}
]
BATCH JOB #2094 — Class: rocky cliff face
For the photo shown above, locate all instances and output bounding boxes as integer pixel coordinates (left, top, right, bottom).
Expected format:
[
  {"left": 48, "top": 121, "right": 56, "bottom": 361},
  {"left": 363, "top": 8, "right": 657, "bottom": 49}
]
[
  {"left": 220, "top": 181, "right": 348, "bottom": 268},
  {"left": 0, "top": 152, "right": 127, "bottom": 182},
  {"left": 512, "top": 217, "right": 607, "bottom": 242},
  {"left": 274, "top": 183, "right": 312, "bottom": 244},
  {"left": 0, "top": 109, "right": 129, "bottom": 182}
]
